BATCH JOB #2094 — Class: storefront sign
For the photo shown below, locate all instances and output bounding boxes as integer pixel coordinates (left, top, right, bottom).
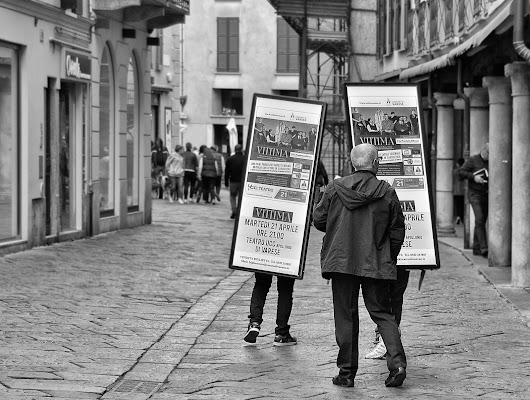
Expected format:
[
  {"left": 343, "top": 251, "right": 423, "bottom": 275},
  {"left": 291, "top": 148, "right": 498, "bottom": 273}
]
[
  {"left": 229, "top": 94, "right": 327, "bottom": 279},
  {"left": 64, "top": 50, "right": 91, "bottom": 81},
  {"left": 344, "top": 83, "right": 440, "bottom": 270}
]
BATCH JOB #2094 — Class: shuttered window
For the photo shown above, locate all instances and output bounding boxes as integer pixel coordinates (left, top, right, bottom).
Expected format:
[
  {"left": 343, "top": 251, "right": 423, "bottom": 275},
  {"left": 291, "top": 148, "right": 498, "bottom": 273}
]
[
  {"left": 277, "top": 18, "right": 299, "bottom": 73},
  {"left": 217, "top": 18, "right": 239, "bottom": 72}
]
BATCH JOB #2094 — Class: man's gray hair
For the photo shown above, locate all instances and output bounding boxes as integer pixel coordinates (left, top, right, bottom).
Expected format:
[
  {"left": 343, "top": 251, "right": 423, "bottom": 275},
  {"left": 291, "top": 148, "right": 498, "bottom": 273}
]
[{"left": 350, "top": 143, "right": 378, "bottom": 170}]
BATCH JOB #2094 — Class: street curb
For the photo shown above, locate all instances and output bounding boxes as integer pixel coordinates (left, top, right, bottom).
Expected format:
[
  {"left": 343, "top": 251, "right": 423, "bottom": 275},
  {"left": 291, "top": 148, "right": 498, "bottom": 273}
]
[
  {"left": 438, "top": 239, "right": 530, "bottom": 327},
  {"left": 100, "top": 270, "right": 253, "bottom": 399}
]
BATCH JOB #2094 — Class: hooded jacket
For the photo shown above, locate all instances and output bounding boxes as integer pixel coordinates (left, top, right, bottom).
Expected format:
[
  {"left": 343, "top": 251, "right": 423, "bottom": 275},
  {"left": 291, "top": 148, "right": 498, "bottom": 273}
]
[{"left": 313, "top": 170, "right": 405, "bottom": 280}]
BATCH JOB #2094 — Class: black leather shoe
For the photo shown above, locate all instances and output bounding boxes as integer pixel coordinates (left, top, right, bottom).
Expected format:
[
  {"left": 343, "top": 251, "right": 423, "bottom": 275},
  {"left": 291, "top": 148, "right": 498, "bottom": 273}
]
[
  {"left": 385, "top": 367, "right": 406, "bottom": 387},
  {"left": 332, "top": 375, "right": 354, "bottom": 387},
  {"left": 481, "top": 250, "right": 488, "bottom": 258},
  {"left": 473, "top": 249, "right": 481, "bottom": 255}
]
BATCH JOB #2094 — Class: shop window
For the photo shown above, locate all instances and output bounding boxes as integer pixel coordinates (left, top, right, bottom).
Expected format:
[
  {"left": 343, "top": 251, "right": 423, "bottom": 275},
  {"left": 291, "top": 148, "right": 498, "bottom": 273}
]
[
  {"left": 99, "top": 46, "right": 114, "bottom": 214},
  {"left": 277, "top": 18, "right": 299, "bottom": 73},
  {"left": 217, "top": 18, "right": 239, "bottom": 72},
  {"left": 126, "top": 56, "right": 139, "bottom": 210},
  {"left": 0, "top": 44, "right": 19, "bottom": 241}
]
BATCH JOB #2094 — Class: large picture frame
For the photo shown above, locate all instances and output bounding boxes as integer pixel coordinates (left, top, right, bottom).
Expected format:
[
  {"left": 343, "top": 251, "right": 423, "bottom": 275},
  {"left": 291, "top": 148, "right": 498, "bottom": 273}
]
[
  {"left": 343, "top": 83, "right": 440, "bottom": 270},
  {"left": 229, "top": 94, "right": 327, "bottom": 279}
]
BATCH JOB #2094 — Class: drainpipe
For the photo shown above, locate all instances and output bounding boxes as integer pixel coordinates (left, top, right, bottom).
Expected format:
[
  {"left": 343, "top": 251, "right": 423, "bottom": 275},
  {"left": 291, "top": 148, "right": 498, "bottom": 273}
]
[
  {"left": 427, "top": 75, "right": 436, "bottom": 208},
  {"left": 457, "top": 58, "right": 471, "bottom": 249},
  {"left": 513, "top": 0, "right": 530, "bottom": 61}
]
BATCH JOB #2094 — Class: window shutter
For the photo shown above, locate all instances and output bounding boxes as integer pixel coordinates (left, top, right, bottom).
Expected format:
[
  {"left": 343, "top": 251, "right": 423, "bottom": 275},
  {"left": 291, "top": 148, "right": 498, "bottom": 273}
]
[
  {"left": 228, "top": 18, "right": 239, "bottom": 72},
  {"left": 217, "top": 18, "right": 228, "bottom": 71}
]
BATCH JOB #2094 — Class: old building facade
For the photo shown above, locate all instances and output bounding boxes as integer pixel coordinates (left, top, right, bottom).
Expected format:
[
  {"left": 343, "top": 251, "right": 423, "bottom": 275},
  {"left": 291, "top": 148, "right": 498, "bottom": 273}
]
[{"left": 0, "top": 0, "right": 188, "bottom": 255}]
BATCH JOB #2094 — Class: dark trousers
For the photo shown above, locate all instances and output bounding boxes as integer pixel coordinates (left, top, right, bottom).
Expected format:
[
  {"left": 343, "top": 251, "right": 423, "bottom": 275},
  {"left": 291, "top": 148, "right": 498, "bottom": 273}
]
[
  {"left": 469, "top": 190, "right": 488, "bottom": 252},
  {"left": 331, "top": 273, "right": 406, "bottom": 380},
  {"left": 214, "top": 176, "right": 222, "bottom": 199},
  {"left": 229, "top": 181, "right": 241, "bottom": 213},
  {"left": 374, "top": 268, "right": 409, "bottom": 340},
  {"left": 183, "top": 171, "right": 197, "bottom": 200},
  {"left": 454, "top": 195, "right": 464, "bottom": 221},
  {"left": 201, "top": 176, "right": 217, "bottom": 202},
  {"left": 249, "top": 272, "right": 295, "bottom": 336}
]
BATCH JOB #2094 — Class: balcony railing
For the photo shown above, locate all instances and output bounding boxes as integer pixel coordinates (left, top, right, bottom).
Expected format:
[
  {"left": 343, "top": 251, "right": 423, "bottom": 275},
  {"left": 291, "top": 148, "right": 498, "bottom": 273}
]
[{"left": 407, "top": 0, "right": 498, "bottom": 57}]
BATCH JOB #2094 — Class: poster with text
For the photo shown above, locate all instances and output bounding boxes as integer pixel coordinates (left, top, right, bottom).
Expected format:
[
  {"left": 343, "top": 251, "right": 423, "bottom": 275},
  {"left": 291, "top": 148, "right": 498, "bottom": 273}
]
[
  {"left": 344, "top": 83, "right": 440, "bottom": 270},
  {"left": 229, "top": 94, "right": 327, "bottom": 279}
]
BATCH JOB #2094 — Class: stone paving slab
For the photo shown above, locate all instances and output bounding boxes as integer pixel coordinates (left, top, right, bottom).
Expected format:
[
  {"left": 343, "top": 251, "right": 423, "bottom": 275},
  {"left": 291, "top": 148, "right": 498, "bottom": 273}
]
[{"left": 1, "top": 193, "right": 530, "bottom": 399}]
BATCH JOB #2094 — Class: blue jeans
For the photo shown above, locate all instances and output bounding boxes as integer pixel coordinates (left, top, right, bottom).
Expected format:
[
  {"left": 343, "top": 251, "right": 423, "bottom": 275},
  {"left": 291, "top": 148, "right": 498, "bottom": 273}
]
[
  {"left": 249, "top": 272, "right": 295, "bottom": 336},
  {"left": 469, "top": 190, "right": 488, "bottom": 252}
]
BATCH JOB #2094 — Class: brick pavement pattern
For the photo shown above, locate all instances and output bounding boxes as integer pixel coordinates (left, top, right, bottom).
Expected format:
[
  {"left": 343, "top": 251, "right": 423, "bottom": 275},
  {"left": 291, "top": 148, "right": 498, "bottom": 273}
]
[{"left": 0, "top": 193, "right": 529, "bottom": 399}]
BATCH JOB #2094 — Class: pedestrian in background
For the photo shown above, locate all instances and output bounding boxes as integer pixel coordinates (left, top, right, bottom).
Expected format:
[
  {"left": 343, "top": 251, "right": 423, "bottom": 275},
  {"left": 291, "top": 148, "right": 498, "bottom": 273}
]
[
  {"left": 195, "top": 145, "right": 205, "bottom": 203},
  {"left": 183, "top": 142, "right": 198, "bottom": 203},
  {"left": 198, "top": 146, "right": 219, "bottom": 205},
  {"left": 313, "top": 143, "right": 407, "bottom": 388},
  {"left": 453, "top": 158, "right": 465, "bottom": 225},
  {"left": 224, "top": 144, "right": 245, "bottom": 219},
  {"left": 151, "top": 137, "right": 169, "bottom": 199},
  {"left": 211, "top": 145, "right": 225, "bottom": 202},
  {"left": 165, "top": 144, "right": 185, "bottom": 204},
  {"left": 459, "top": 143, "right": 489, "bottom": 257}
]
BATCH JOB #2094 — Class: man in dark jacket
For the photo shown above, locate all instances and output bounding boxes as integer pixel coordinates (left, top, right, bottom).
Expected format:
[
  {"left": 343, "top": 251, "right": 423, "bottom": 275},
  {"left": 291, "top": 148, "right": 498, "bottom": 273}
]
[
  {"left": 313, "top": 143, "right": 407, "bottom": 388},
  {"left": 225, "top": 144, "right": 245, "bottom": 219},
  {"left": 459, "top": 143, "right": 489, "bottom": 257}
]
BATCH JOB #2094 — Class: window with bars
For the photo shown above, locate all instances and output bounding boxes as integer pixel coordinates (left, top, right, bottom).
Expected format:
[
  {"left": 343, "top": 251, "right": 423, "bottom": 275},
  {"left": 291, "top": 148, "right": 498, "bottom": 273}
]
[
  {"left": 377, "top": 0, "right": 386, "bottom": 59},
  {"left": 217, "top": 18, "right": 239, "bottom": 72},
  {"left": 429, "top": 0, "right": 439, "bottom": 45},
  {"left": 277, "top": 18, "right": 299, "bottom": 73},
  {"left": 377, "top": 0, "right": 409, "bottom": 58},
  {"left": 442, "top": 0, "right": 453, "bottom": 40},
  {"left": 418, "top": 2, "right": 426, "bottom": 52}
]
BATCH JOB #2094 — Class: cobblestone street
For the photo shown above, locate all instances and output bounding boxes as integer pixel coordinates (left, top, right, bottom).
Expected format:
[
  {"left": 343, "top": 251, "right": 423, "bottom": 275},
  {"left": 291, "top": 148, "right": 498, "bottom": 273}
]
[{"left": 1, "top": 193, "right": 530, "bottom": 399}]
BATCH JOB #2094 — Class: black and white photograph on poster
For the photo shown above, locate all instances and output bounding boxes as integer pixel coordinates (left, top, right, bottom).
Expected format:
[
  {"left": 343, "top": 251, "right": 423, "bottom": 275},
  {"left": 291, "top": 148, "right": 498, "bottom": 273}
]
[
  {"left": 229, "top": 94, "right": 327, "bottom": 279},
  {"left": 344, "top": 83, "right": 440, "bottom": 270}
]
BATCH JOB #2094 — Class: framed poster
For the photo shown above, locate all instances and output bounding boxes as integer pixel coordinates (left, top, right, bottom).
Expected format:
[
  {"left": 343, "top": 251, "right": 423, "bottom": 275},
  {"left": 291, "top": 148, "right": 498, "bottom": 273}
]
[
  {"left": 229, "top": 94, "right": 327, "bottom": 279},
  {"left": 343, "top": 83, "right": 440, "bottom": 270},
  {"left": 165, "top": 107, "right": 172, "bottom": 151}
]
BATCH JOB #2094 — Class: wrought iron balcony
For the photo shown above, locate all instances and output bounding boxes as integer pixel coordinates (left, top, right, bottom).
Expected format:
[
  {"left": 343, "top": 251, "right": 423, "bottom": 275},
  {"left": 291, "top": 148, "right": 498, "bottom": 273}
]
[{"left": 92, "top": 0, "right": 189, "bottom": 29}]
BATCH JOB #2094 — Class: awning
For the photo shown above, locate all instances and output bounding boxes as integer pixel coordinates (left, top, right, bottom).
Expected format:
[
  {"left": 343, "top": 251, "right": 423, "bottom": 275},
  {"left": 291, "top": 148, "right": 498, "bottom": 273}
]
[
  {"left": 267, "top": 0, "right": 349, "bottom": 19},
  {"left": 400, "top": 0, "right": 513, "bottom": 80},
  {"left": 399, "top": 54, "right": 454, "bottom": 81},
  {"left": 92, "top": 0, "right": 140, "bottom": 10}
]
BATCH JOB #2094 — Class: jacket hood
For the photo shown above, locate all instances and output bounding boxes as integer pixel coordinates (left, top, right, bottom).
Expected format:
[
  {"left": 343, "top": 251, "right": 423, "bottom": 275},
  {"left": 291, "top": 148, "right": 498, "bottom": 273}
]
[{"left": 334, "top": 170, "right": 391, "bottom": 210}]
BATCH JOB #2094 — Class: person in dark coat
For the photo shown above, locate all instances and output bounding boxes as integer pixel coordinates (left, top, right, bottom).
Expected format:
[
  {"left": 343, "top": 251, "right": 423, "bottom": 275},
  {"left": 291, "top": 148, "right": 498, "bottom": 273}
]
[
  {"left": 313, "top": 143, "right": 407, "bottom": 388},
  {"left": 198, "top": 147, "right": 218, "bottom": 205},
  {"left": 459, "top": 143, "right": 489, "bottom": 257},
  {"left": 151, "top": 137, "right": 169, "bottom": 199},
  {"left": 224, "top": 144, "right": 245, "bottom": 219}
]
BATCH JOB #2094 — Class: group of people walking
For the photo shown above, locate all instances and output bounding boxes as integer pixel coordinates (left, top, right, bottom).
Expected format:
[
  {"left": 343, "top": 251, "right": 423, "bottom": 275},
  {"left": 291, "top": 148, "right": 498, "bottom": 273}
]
[
  {"left": 151, "top": 138, "right": 246, "bottom": 218},
  {"left": 243, "top": 143, "right": 408, "bottom": 388},
  {"left": 241, "top": 141, "right": 491, "bottom": 390}
]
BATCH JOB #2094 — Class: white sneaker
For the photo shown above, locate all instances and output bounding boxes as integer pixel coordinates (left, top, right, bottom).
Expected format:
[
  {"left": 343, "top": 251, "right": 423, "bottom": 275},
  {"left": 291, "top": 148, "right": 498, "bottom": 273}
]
[
  {"left": 178, "top": 198, "right": 184, "bottom": 204},
  {"left": 169, "top": 197, "right": 174, "bottom": 203},
  {"left": 184, "top": 199, "right": 188, "bottom": 204},
  {"left": 365, "top": 339, "right": 387, "bottom": 359}
]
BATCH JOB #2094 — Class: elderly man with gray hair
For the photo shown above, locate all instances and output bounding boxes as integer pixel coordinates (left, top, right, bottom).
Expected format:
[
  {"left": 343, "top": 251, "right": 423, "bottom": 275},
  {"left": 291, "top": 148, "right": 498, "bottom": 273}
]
[{"left": 313, "top": 143, "right": 407, "bottom": 388}]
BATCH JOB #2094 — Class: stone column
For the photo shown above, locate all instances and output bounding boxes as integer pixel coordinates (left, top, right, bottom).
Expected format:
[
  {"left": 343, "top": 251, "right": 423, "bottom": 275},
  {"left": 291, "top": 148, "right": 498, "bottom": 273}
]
[
  {"left": 505, "top": 62, "right": 530, "bottom": 288},
  {"left": 434, "top": 93, "right": 457, "bottom": 236},
  {"left": 463, "top": 87, "right": 489, "bottom": 249},
  {"left": 464, "top": 88, "right": 490, "bottom": 154},
  {"left": 483, "top": 77, "right": 512, "bottom": 268}
]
